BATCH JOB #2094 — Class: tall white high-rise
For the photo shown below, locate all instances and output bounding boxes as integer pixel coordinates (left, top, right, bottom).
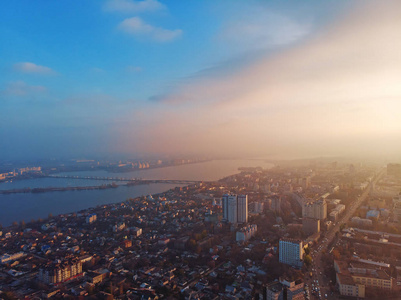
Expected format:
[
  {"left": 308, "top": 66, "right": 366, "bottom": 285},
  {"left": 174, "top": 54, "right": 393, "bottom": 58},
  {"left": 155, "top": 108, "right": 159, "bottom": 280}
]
[
  {"left": 222, "top": 194, "right": 248, "bottom": 223},
  {"left": 279, "top": 238, "right": 304, "bottom": 268}
]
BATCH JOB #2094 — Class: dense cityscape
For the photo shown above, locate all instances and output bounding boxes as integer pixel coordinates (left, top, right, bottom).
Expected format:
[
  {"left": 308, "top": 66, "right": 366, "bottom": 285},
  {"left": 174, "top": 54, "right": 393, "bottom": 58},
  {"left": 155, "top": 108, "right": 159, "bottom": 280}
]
[
  {"left": 1, "top": 160, "right": 401, "bottom": 299},
  {"left": 1, "top": 0, "right": 400, "bottom": 299}
]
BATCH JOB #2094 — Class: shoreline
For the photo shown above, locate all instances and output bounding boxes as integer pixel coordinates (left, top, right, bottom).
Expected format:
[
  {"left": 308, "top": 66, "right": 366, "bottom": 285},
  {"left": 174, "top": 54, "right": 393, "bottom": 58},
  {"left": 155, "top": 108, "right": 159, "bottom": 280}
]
[
  {"left": 0, "top": 181, "right": 194, "bottom": 229},
  {"left": 0, "top": 160, "right": 274, "bottom": 227},
  {"left": 0, "top": 159, "right": 212, "bottom": 185},
  {"left": 0, "top": 178, "right": 203, "bottom": 195},
  {"left": 0, "top": 182, "right": 186, "bottom": 228}
]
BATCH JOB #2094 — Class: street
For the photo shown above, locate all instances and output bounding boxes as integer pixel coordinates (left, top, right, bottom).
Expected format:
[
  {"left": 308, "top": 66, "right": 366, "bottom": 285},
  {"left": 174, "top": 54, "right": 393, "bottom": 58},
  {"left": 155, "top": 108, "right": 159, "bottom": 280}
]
[{"left": 306, "top": 168, "right": 385, "bottom": 299}]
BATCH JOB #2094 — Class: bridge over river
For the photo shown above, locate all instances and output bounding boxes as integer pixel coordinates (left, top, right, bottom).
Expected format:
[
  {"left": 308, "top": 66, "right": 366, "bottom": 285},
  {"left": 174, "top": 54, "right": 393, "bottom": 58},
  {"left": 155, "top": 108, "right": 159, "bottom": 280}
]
[
  {"left": 46, "top": 175, "right": 206, "bottom": 185},
  {"left": 0, "top": 176, "right": 209, "bottom": 195}
]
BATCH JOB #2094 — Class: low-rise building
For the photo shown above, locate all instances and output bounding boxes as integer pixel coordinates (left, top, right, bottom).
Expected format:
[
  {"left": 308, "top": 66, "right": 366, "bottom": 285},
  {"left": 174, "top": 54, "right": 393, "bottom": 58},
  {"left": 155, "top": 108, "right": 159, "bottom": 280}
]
[
  {"left": 263, "top": 278, "right": 304, "bottom": 300},
  {"left": 38, "top": 258, "right": 83, "bottom": 284},
  {"left": 86, "top": 213, "right": 97, "bottom": 224},
  {"left": 337, "top": 273, "right": 366, "bottom": 298},
  {"left": 130, "top": 227, "right": 142, "bottom": 237},
  {"left": 0, "top": 252, "right": 26, "bottom": 264},
  {"left": 334, "top": 259, "right": 393, "bottom": 298},
  {"left": 236, "top": 224, "right": 257, "bottom": 243},
  {"left": 351, "top": 217, "right": 372, "bottom": 228}
]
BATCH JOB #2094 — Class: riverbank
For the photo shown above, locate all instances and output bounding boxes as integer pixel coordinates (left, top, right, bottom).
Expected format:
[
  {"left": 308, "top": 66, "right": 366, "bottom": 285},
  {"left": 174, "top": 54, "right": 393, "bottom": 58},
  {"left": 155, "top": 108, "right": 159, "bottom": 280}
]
[
  {"left": 0, "top": 159, "right": 274, "bottom": 227},
  {"left": 0, "top": 159, "right": 212, "bottom": 185},
  {"left": 0, "top": 179, "right": 203, "bottom": 195},
  {"left": 0, "top": 183, "right": 119, "bottom": 195}
]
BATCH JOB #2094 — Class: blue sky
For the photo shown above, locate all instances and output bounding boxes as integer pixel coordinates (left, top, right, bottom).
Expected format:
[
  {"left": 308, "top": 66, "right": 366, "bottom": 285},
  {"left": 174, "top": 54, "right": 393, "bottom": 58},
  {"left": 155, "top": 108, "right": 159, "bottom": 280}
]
[{"left": 1, "top": 0, "right": 400, "bottom": 160}]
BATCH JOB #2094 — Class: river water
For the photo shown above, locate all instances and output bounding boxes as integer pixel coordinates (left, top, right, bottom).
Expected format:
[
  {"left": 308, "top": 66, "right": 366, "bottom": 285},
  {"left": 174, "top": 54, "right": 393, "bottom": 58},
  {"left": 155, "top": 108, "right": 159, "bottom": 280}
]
[{"left": 0, "top": 159, "right": 272, "bottom": 227}]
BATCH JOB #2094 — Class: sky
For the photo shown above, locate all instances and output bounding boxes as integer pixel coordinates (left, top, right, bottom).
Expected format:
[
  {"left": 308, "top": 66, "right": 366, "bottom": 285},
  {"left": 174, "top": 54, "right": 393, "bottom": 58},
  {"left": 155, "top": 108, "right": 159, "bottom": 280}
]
[{"left": 0, "top": 0, "right": 400, "bottom": 161}]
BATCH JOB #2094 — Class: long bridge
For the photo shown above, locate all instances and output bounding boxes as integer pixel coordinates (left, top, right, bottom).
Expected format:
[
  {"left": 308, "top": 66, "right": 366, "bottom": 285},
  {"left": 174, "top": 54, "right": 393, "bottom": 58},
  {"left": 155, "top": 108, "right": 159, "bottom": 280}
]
[{"left": 46, "top": 174, "right": 206, "bottom": 185}]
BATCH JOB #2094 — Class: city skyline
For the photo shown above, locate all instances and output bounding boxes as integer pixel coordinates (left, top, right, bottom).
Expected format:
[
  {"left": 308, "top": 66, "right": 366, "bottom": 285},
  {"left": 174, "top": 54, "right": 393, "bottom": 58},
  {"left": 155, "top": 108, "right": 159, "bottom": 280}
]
[
  {"left": 2, "top": 3, "right": 401, "bottom": 298},
  {"left": 1, "top": 0, "right": 400, "bottom": 161}
]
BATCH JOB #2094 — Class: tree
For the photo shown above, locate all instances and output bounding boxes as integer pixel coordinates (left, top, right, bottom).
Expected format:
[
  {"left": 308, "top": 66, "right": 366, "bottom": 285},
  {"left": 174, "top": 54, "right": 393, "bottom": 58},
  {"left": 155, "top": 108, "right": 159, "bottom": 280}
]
[
  {"left": 332, "top": 249, "right": 341, "bottom": 260},
  {"left": 188, "top": 239, "right": 197, "bottom": 250},
  {"left": 304, "top": 255, "right": 312, "bottom": 267},
  {"left": 2, "top": 291, "right": 18, "bottom": 300}
]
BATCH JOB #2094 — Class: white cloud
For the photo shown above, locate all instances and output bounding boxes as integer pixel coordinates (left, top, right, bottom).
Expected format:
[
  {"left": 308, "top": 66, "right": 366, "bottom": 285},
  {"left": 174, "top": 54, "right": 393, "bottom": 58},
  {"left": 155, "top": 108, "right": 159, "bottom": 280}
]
[
  {"left": 118, "top": 17, "right": 182, "bottom": 42},
  {"left": 13, "top": 62, "right": 55, "bottom": 75},
  {"left": 1, "top": 81, "right": 47, "bottom": 97},
  {"left": 104, "top": 0, "right": 165, "bottom": 13},
  {"left": 219, "top": 9, "right": 312, "bottom": 51},
  {"left": 126, "top": 65, "right": 142, "bottom": 72}
]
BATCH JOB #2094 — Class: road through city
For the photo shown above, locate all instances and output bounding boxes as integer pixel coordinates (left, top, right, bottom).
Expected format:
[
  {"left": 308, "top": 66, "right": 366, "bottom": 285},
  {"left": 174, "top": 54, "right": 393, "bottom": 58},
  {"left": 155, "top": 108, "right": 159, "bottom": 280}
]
[{"left": 308, "top": 168, "right": 385, "bottom": 300}]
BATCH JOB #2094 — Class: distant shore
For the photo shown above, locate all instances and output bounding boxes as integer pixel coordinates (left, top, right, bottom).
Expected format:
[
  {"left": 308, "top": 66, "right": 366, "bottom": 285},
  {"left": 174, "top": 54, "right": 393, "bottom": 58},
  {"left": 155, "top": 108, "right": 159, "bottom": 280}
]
[
  {"left": 0, "top": 183, "right": 120, "bottom": 195},
  {"left": 0, "top": 159, "right": 212, "bottom": 184}
]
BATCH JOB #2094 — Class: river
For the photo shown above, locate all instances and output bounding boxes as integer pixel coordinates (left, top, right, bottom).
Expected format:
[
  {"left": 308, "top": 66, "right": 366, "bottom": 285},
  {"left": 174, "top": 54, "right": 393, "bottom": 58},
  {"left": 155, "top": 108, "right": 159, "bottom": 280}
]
[{"left": 0, "top": 159, "right": 273, "bottom": 227}]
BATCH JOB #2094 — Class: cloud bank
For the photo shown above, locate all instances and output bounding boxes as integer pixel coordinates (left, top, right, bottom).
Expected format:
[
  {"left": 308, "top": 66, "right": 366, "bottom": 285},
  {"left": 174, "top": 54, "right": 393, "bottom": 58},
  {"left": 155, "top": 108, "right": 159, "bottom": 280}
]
[
  {"left": 115, "top": 0, "right": 401, "bottom": 159},
  {"left": 118, "top": 17, "right": 182, "bottom": 42}
]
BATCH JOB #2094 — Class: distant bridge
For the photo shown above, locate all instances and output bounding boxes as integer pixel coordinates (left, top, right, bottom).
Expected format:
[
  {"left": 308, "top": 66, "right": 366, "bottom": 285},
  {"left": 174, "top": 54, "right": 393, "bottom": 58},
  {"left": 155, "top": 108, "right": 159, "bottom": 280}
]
[{"left": 46, "top": 175, "right": 206, "bottom": 185}]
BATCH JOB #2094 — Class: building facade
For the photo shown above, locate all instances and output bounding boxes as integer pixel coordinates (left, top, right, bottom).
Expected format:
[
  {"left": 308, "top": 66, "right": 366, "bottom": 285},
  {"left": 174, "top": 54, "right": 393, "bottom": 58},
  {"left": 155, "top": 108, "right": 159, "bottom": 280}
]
[
  {"left": 236, "top": 224, "right": 257, "bottom": 243},
  {"left": 303, "top": 198, "right": 327, "bottom": 220},
  {"left": 222, "top": 194, "right": 248, "bottom": 224},
  {"left": 279, "top": 238, "right": 304, "bottom": 268},
  {"left": 38, "top": 258, "right": 83, "bottom": 284},
  {"left": 263, "top": 278, "right": 305, "bottom": 300},
  {"left": 86, "top": 213, "right": 97, "bottom": 224},
  {"left": 237, "top": 195, "right": 248, "bottom": 223},
  {"left": 302, "top": 218, "right": 320, "bottom": 236},
  {"left": 334, "top": 259, "right": 392, "bottom": 298}
]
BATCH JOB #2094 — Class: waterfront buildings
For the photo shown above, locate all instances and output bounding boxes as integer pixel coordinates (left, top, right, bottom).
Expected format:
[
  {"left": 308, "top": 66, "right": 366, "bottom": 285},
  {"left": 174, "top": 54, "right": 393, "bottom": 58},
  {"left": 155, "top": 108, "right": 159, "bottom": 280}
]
[
  {"left": 0, "top": 160, "right": 383, "bottom": 299},
  {"left": 279, "top": 238, "right": 304, "bottom": 268},
  {"left": 86, "top": 213, "right": 97, "bottom": 224}
]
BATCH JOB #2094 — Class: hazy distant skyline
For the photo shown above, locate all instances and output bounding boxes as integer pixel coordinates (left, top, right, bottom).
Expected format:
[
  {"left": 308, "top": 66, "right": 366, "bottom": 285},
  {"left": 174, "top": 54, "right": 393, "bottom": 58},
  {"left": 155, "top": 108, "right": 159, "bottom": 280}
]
[{"left": 1, "top": 0, "right": 400, "bottom": 161}]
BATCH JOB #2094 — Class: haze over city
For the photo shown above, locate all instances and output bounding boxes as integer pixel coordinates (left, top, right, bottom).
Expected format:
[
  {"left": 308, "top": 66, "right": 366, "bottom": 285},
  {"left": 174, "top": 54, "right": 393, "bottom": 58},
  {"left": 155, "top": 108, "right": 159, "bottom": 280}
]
[
  {"left": 1, "top": 0, "right": 400, "bottom": 161},
  {"left": 2, "top": 2, "right": 401, "bottom": 300}
]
